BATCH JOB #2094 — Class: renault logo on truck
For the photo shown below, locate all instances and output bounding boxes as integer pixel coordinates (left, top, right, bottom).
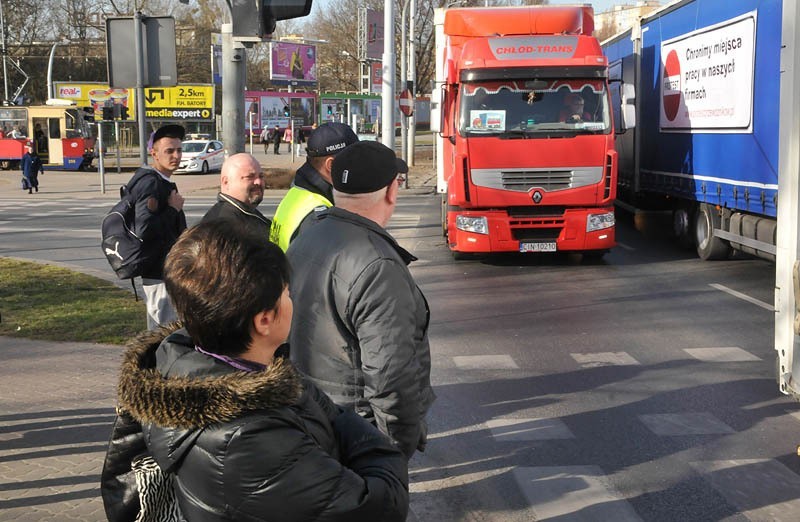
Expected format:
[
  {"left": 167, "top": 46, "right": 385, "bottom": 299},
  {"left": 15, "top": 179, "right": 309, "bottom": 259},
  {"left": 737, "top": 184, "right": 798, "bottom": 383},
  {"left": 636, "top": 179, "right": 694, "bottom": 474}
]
[{"left": 532, "top": 190, "right": 543, "bottom": 204}]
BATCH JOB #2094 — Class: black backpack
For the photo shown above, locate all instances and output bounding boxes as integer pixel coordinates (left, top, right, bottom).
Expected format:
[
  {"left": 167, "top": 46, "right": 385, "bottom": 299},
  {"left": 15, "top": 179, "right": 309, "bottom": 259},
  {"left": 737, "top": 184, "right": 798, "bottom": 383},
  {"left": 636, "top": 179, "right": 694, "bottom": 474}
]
[{"left": 101, "top": 171, "right": 157, "bottom": 281}]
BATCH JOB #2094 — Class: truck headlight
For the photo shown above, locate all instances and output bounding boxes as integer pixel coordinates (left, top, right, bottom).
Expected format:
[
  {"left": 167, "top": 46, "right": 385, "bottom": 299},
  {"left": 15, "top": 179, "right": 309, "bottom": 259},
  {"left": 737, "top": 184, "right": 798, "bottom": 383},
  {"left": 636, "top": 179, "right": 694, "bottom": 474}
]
[
  {"left": 587, "top": 211, "right": 615, "bottom": 232},
  {"left": 456, "top": 215, "right": 488, "bottom": 235}
]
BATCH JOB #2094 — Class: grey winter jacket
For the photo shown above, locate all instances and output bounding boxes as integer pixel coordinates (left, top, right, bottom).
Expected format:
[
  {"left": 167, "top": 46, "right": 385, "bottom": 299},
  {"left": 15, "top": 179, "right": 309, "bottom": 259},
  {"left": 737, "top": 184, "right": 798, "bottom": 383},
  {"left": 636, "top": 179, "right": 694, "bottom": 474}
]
[
  {"left": 116, "top": 327, "right": 409, "bottom": 522},
  {"left": 287, "top": 207, "right": 435, "bottom": 458}
]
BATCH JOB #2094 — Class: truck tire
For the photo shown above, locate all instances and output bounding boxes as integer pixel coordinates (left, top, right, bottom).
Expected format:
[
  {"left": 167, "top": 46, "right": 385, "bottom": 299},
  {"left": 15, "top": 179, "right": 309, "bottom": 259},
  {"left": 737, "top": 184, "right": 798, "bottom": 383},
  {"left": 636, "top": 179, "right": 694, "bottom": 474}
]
[
  {"left": 673, "top": 206, "right": 694, "bottom": 250},
  {"left": 695, "top": 203, "right": 730, "bottom": 260}
]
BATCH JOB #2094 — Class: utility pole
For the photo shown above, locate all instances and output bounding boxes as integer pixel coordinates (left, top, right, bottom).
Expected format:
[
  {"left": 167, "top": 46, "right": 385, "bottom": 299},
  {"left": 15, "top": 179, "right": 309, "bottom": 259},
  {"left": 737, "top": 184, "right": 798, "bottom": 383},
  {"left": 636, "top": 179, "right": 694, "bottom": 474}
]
[
  {"left": 381, "top": 0, "right": 395, "bottom": 149},
  {"left": 221, "top": 22, "right": 246, "bottom": 154}
]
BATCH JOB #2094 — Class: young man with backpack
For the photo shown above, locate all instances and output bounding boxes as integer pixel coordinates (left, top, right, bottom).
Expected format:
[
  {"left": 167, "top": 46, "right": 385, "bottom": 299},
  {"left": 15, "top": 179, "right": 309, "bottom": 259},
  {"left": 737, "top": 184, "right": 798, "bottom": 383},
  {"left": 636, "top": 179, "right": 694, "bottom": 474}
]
[{"left": 128, "top": 124, "right": 187, "bottom": 329}]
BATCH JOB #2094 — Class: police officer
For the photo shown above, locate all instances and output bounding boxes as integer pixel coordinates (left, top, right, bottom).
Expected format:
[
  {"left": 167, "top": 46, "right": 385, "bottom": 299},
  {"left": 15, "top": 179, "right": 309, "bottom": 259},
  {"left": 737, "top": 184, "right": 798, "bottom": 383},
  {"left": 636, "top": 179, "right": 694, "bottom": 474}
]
[{"left": 269, "top": 122, "right": 358, "bottom": 251}]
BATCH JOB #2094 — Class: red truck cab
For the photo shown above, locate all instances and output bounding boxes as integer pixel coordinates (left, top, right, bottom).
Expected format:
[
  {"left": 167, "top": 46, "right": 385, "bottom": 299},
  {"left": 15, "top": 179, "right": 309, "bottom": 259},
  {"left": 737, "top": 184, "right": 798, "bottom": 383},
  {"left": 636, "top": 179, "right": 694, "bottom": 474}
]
[{"left": 433, "top": 6, "right": 617, "bottom": 256}]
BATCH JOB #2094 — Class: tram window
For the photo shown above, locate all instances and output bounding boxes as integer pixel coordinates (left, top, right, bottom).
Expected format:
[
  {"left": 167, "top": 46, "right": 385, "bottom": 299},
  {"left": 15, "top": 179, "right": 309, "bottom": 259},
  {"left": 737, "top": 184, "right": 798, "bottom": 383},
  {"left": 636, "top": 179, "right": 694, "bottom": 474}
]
[{"left": 49, "top": 118, "right": 60, "bottom": 139}]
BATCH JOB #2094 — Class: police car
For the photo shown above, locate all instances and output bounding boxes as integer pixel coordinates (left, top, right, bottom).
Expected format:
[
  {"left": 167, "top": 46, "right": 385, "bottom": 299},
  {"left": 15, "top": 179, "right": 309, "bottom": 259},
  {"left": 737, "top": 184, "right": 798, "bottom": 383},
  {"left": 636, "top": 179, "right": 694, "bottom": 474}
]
[{"left": 176, "top": 140, "right": 225, "bottom": 174}]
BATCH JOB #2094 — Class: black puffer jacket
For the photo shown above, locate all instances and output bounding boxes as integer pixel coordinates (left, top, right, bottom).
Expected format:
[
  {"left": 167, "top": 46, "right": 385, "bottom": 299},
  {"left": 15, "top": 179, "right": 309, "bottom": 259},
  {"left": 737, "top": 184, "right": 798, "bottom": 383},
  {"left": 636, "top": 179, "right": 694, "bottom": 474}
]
[{"left": 117, "top": 328, "right": 409, "bottom": 522}]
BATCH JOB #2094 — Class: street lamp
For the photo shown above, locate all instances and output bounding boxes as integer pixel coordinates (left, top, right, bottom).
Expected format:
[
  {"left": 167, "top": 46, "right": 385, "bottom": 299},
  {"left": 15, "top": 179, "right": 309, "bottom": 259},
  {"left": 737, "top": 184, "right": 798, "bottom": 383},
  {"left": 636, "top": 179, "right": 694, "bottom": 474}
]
[{"left": 47, "top": 39, "right": 70, "bottom": 100}]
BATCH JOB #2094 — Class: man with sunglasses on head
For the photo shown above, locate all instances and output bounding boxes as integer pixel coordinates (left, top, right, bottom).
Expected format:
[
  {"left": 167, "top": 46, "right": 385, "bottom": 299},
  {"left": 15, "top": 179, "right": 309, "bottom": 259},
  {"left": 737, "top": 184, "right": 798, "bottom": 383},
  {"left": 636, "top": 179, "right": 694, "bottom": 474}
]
[
  {"left": 269, "top": 122, "right": 358, "bottom": 251},
  {"left": 287, "top": 141, "right": 435, "bottom": 460}
]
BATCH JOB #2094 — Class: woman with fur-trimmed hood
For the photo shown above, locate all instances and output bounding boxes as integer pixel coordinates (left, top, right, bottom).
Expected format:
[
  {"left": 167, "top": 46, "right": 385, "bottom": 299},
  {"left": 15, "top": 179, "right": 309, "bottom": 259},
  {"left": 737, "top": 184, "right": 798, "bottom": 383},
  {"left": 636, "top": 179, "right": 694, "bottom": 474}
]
[{"left": 107, "top": 220, "right": 409, "bottom": 521}]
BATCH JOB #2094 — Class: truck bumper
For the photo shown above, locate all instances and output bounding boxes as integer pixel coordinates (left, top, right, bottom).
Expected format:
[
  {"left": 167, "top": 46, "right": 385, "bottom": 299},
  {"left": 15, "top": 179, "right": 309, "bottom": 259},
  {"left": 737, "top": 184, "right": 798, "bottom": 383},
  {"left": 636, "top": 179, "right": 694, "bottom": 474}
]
[{"left": 447, "top": 207, "right": 616, "bottom": 253}]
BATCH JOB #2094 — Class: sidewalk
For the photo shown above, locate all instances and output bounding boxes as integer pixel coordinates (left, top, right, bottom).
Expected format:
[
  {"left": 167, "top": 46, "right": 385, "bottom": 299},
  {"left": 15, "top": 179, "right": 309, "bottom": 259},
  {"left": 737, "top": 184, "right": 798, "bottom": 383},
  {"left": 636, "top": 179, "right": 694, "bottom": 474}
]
[
  {"left": 0, "top": 141, "right": 432, "bottom": 520},
  {"left": 0, "top": 140, "right": 437, "bottom": 200}
]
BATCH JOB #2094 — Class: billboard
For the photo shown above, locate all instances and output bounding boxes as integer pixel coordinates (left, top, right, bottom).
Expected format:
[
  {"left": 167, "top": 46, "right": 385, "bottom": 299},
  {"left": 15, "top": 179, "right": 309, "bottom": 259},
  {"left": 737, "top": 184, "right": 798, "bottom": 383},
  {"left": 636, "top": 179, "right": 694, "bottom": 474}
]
[
  {"left": 367, "top": 9, "right": 383, "bottom": 60},
  {"left": 54, "top": 82, "right": 135, "bottom": 121},
  {"left": 54, "top": 82, "right": 215, "bottom": 122},
  {"left": 659, "top": 12, "right": 755, "bottom": 132},
  {"left": 270, "top": 42, "right": 318, "bottom": 85}
]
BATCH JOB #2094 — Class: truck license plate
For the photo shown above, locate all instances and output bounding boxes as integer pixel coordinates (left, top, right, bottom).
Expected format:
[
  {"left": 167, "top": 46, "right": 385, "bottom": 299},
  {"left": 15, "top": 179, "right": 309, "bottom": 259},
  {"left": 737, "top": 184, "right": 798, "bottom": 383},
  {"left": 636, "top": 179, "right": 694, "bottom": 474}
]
[{"left": 520, "top": 242, "right": 557, "bottom": 253}]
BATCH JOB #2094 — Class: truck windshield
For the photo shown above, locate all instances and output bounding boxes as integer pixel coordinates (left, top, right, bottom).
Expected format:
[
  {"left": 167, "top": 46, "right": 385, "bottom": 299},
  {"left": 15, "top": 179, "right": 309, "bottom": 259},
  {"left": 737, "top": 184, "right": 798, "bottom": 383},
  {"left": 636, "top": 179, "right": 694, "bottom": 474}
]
[{"left": 458, "top": 79, "right": 611, "bottom": 137}]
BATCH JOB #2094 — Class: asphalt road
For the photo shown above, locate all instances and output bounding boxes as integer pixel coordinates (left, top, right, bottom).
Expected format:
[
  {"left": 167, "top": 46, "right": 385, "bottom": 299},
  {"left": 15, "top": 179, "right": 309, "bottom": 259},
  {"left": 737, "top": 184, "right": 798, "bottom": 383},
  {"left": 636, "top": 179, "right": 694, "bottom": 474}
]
[{"left": 1, "top": 183, "right": 799, "bottom": 521}]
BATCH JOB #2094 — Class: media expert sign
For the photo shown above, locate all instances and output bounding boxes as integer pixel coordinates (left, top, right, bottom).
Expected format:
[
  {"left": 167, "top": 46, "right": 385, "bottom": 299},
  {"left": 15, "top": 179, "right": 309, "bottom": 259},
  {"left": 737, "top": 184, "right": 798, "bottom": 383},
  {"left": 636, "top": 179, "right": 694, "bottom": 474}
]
[
  {"left": 659, "top": 12, "right": 756, "bottom": 132},
  {"left": 144, "top": 85, "right": 215, "bottom": 121},
  {"left": 54, "top": 83, "right": 215, "bottom": 121}
]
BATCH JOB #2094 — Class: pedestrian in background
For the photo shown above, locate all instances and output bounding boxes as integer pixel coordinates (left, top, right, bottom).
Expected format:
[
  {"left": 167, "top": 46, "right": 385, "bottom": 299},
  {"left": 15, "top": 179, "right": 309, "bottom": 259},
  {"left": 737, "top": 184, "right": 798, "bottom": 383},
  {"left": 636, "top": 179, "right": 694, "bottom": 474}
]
[
  {"left": 111, "top": 220, "right": 409, "bottom": 521},
  {"left": 269, "top": 125, "right": 281, "bottom": 155},
  {"left": 283, "top": 126, "right": 293, "bottom": 153},
  {"left": 260, "top": 126, "right": 269, "bottom": 154},
  {"left": 201, "top": 153, "right": 271, "bottom": 240},
  {"left": 295, "top": 126, "right": 306, "bottom": 157},
  {"left": 269, "top": 122, "right": 358, "bottom": 251},
  {"left": 287, "top": 141, "right": 435, "bottom": 459},
  {"left": 21, "top": 144, "right": 43, "bottom": 194}
]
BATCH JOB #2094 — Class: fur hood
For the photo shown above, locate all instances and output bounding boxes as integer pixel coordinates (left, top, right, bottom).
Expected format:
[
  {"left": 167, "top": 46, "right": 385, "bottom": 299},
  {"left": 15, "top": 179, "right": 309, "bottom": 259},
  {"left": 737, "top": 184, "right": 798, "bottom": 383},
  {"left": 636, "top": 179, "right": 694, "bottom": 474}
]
[{"left": 117, "top": 326, "right": 303, "bottom": 430}]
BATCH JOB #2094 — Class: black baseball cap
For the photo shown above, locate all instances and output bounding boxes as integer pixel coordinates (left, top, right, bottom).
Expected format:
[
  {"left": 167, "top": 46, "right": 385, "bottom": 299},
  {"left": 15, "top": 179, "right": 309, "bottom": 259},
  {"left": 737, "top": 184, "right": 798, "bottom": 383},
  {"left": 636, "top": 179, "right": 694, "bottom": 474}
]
[
  {"left": 306, "top": 122, "right": 358, "bottom": 157},
  {"left": 147, "top": 124, "right": 185, "bottom": 151},
  {"left": 331, "top": 141, "right": 409, "bottom": 194}
]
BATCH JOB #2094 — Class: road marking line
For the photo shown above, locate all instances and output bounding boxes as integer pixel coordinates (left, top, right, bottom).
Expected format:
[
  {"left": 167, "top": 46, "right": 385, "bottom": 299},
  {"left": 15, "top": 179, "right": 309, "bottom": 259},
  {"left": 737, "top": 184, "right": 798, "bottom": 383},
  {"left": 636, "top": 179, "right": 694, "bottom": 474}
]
[
  {"left": 684, "top": 347, "right": 761, "bottom": 362},
  {"left": 709, "top": 283, "right": 773, "bottom": 311},
  {"left": 616, "top": 241, "right": 635, "bottom": 251},
  {"left": 513, "top": 466, "right": 642, "bottom": 521},
  {"left": 486, "top": 418, "right": 575, "bottom": 441},
  {"left": 639, "top": 412, "right": 734, "bottom": 436}
]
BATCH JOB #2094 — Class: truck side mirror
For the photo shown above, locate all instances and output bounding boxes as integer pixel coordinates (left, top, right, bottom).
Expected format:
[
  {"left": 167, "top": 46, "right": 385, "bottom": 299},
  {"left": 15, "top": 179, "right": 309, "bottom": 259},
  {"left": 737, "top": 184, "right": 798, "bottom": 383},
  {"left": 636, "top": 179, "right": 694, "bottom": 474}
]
[{"left": 621, "top": 83, "right": 636, "bottom": 131}]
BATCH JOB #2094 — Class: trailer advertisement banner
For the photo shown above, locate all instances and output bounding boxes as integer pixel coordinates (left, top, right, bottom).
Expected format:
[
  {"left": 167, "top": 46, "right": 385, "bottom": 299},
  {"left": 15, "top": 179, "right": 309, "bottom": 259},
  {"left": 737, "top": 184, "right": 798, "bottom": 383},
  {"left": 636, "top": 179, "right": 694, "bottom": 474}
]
[{"left": 659, "top": 12, "right": 756, "bottom": 132}]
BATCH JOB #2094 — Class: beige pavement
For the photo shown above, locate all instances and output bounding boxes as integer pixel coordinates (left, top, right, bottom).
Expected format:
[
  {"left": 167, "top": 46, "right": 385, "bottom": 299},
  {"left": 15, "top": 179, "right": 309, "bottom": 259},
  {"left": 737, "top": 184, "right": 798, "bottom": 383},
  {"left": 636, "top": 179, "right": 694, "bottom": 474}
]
[{"left": 0, "top": 141, "right": 436, "bottom": 200}]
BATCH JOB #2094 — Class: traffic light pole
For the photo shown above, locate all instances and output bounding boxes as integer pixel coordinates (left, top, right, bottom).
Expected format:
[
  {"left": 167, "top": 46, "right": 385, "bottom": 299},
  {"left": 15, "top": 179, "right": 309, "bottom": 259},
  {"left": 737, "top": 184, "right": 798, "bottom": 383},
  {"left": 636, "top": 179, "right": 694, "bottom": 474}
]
[
  {"left": 134, "top": 11, "right": 148, "bottom": 165},
  {"left": 222, "top": 23, "right": 246, "bottom": 154}
]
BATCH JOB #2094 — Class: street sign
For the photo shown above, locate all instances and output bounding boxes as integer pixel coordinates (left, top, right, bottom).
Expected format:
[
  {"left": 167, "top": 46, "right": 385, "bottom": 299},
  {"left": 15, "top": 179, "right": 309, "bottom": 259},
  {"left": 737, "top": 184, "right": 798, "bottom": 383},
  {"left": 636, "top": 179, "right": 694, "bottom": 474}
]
[{"left": 399, "top": 89, "right": 414, "bottom": 116}]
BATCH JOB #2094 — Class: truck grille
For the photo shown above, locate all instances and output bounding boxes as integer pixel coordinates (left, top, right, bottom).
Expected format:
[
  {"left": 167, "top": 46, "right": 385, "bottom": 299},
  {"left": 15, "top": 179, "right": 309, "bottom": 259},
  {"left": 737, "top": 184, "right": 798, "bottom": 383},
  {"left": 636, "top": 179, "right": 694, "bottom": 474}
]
[
  {"left": 471, "top": 167, "right": 603, "bottom": 193},
  {"left": 502, "top": 170, "right": 572, "bottom": 191}
]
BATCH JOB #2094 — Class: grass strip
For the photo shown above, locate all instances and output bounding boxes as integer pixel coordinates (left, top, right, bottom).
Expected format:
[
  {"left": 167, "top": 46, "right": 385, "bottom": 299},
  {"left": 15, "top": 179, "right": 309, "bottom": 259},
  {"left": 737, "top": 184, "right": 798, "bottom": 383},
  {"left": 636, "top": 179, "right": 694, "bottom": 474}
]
[{"left": 0, "top": 257, "right": 145, "bottom": 345}]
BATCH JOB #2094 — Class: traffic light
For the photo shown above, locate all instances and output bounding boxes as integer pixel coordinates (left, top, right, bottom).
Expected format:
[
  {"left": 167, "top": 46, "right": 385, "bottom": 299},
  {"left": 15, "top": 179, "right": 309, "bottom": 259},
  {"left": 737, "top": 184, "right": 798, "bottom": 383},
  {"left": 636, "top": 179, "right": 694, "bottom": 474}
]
[
  {"left": 230, "top": 0, "right": 314, "bottom": 40},
  {"left": 327, "top": 105, "right": 332, "bottom": 116},
  {"left": 284, "top": 105, "right": 290, "bottom": 117},
  {"left": 120, "top": 106, "right": 129, "bottom": 120},
  {"left": 102, "top": 106, "right": 113, "bottom": 121}
]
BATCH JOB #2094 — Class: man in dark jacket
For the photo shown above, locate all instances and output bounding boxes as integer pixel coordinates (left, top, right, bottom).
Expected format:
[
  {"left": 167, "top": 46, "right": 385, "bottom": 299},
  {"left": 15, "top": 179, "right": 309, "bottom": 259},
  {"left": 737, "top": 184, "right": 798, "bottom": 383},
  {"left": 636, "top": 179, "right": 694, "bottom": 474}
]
[
  {"left": 269, "top": 122, "right": 358, "bottom": 251},
  {"left": 109, "top": 221, "right": 409, "bottom": 521},
  {"left": 268, "top": 125, "right": 281, "bottom": 154},
  {"left": 128, "top": 124, "right": 187, "bottom": 330},
  {"left": 201, "top": 152, "right": 270, "bottom": 239},
  {"left": 287, "top": 141, "right": 435, "bottom": 459}
]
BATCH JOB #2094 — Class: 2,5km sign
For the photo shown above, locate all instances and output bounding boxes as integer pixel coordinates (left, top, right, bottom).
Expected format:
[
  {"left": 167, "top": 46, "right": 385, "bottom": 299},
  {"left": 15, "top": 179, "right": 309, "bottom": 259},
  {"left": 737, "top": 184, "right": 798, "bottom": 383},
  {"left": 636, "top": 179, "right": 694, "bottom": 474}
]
[{"left": 144, "top": 84, "right": 215, "bottom": 121}]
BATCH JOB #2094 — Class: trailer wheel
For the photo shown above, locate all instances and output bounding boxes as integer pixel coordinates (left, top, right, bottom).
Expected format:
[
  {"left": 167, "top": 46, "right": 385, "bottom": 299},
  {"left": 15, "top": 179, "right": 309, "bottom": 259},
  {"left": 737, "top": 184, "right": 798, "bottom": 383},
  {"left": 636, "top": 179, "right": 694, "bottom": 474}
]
[
  {"left": 695, "top": 203, "right": 731, "bottom": 260},
  {"left": 673, "top": 206, "right": 694, "bottom": 250}
]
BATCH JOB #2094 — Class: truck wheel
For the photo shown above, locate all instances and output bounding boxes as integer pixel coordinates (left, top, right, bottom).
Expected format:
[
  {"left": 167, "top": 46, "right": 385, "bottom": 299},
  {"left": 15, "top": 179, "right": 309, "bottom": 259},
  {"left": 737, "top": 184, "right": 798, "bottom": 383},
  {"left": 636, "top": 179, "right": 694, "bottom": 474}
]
[
  {"left": 695, "top": 203, "right": 730, "bottom": 260},
  {"left": 673, "top": 206, "right": 694, "bottom": 249}
]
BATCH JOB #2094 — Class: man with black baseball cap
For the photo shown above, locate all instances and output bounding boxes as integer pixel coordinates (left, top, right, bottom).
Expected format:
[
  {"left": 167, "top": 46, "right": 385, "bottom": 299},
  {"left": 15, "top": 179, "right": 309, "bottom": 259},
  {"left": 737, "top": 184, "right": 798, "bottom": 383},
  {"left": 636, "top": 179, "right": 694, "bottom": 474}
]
[
  {"left": 287, "top": 141, "right": 435, "bottom": 460},
  {"left": 126, "top": 123, "right": 187, "bottom": 329},
  {"left": 269, "top": 122, "right": 358, "bottom": 251}
]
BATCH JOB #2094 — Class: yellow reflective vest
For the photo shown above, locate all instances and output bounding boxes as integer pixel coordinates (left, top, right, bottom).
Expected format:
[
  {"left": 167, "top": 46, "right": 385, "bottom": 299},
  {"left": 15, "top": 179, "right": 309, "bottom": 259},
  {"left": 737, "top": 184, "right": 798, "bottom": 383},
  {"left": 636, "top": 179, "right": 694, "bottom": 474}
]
[{"left": 269, "top": 186, "right": 332, "bottom": 251}]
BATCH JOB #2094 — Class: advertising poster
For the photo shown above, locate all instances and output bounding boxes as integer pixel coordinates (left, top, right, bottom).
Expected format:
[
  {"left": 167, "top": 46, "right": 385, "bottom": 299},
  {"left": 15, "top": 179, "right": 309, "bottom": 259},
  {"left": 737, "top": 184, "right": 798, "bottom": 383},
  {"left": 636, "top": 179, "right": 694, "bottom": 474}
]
[
  {"left": 54, "top": 82, "right": 135, "bottom": 121},
  {"left": 659, "top": 12, "right": 756, "bottom": 132},
  {"left": 255, "top": 92, "right": 316, "bottom": 129},
  {"left": 367, "top": 9, "right": 384, "bottom": 60},
  {"left": 270, "top": 42, "right": 317, "bottom": 85},
  {"left": 371, "top": 62, "right": 383, "bottom": 94}
]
